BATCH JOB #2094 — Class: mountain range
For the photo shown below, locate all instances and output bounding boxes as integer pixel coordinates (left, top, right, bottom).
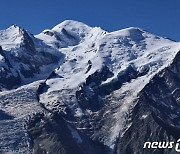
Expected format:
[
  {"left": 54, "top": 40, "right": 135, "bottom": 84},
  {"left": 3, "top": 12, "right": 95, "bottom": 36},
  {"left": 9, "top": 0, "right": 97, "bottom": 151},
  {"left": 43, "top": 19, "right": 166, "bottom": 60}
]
[{"left": 0, "top": 20, "right": 180, "bottom": 154}]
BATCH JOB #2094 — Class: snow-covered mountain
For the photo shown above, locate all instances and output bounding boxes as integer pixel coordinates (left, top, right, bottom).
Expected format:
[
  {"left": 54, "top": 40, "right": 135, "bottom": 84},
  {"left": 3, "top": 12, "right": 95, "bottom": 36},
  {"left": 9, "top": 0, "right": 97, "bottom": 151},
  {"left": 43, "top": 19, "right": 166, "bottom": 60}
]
[
  {"left": 0, "top": 25, "right": 64, "bottom": 90},
  {"left": 0, "top": 20, "right": 180, "bottom": 154}
]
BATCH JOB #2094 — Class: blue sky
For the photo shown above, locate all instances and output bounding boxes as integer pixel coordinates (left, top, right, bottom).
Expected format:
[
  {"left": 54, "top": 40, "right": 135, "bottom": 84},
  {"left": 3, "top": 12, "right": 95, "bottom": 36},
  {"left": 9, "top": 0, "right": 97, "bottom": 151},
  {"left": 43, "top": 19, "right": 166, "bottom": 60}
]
[{"left": 0, "top": 0, "right": 180, "bottom": 41}]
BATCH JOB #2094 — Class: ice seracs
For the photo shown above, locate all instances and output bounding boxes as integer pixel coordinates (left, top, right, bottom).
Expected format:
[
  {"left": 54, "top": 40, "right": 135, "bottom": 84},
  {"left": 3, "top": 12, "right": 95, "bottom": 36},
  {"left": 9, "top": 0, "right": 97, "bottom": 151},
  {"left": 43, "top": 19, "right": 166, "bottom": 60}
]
[
  {"left": 0, "top": 20, "right": 180, "bottom": 153},
  {"left": 37, "top": 21, "right": 180, "bottom": 151}
]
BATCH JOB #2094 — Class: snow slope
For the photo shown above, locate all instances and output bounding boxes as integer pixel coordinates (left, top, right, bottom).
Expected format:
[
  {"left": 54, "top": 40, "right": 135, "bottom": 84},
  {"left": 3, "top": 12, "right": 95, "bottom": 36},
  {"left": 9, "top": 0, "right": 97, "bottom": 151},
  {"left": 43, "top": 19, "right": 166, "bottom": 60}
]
[
  {"left": 37, "top": 21, "right": 180, "bottom": 151},
  {"left": 0, "top": 20, "right": 180, "bottom": 153},
  {"left": 0, "top": 25, "right": 64, "bottom": 90}
]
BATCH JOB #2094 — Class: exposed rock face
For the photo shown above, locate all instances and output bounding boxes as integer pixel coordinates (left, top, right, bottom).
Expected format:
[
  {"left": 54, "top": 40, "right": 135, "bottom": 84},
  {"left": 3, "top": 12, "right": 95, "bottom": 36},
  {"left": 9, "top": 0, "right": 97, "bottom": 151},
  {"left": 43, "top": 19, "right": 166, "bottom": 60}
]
[
  {"left": 31, "top": 51, "right": 180, "bottom": 154},
  {"left": 0, "top": 21, "right": 180, "bottom": 154},
  {"left": 0, "top": 45, "right": 21, "bottom": 89},
  {"left": 28, "top": 112, "right": 84, "bottom": 154},
  {"left": 0, "top": 26, "right": 63, "bottom": 90},
  {"left": 115, "top": 51, "right": 180, "bottom": 154}
]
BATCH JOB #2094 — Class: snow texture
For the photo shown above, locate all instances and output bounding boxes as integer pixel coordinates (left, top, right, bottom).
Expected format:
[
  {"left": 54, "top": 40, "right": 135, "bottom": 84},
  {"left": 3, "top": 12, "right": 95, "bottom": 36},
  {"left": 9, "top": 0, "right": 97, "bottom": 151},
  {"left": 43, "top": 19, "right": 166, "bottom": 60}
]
[{"left": 0, "top": 20, "right": 180, "bottom": 153}]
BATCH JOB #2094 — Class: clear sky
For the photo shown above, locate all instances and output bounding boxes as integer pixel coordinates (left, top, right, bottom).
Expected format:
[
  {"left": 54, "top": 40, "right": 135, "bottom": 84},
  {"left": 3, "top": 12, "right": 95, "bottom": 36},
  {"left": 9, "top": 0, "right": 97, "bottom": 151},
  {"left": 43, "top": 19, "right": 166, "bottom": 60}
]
[{"left": 0, "top": 0, "right": 180, "bottom": 41}]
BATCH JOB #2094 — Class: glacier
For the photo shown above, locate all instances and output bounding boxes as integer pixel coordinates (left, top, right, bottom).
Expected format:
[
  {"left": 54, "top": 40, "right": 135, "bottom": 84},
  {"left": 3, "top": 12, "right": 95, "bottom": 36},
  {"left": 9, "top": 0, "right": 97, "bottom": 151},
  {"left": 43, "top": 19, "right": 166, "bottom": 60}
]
[{"left": 0, "top": 20, "right": 180, "bottom": 154}]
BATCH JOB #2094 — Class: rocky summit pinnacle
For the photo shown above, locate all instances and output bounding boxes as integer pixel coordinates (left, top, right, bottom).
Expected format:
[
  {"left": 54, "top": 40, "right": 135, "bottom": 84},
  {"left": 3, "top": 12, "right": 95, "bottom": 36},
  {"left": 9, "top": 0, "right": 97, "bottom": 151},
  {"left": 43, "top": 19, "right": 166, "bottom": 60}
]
[{"left": 0, "top": 20, "right": 180, "bottom": 154}]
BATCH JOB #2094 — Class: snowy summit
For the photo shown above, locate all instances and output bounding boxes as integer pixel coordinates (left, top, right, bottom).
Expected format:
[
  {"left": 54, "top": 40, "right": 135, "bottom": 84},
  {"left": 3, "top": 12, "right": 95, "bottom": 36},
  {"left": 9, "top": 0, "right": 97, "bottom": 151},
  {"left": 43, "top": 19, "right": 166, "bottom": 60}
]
[{"left": 0, "top": 20, "right": 180, "bottom": 154}]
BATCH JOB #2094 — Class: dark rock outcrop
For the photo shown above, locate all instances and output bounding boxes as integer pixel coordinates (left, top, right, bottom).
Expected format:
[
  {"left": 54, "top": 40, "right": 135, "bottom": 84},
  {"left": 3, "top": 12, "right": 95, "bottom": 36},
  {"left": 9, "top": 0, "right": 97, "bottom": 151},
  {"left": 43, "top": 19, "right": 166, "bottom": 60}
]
[
  {"left": 0, "top": 46, "right": 21, "bottom": 90},
  {"left": 115, "top": 51, "right": 180, "bottom": 154}
]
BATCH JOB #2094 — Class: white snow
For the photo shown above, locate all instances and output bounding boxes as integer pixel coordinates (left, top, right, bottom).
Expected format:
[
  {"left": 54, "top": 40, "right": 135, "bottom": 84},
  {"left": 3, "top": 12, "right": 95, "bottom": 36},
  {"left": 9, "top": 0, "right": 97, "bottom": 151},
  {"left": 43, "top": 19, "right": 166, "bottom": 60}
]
[
  {"left": 0, "top": 81, "right": 44, "bottom": 153},
  {"left": 0, "top": 20, "right": 180, "bottom": 153},
  {"left": 0, "top": 25, "right": 23, "bottom": 50},
  {"left": 37, "top": 21, "right": 180, "bottom": 151}
]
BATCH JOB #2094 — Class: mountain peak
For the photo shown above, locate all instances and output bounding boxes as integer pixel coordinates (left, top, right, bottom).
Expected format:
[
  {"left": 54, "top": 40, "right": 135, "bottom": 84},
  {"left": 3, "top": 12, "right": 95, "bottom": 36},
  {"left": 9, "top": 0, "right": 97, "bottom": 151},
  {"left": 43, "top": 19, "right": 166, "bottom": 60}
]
[
  {"left": 52, "top": 20, "right": 91, "bottom": 31},
  {"left": 0, "top": 24, "right": 35, "bottom": 51},
  {"left": 0, "top": 20, "right": 180, "bottom": 154},
  {"left": 7, "top": 24, "right": 25, "bottom": 33},
  {"left": 36, "top": 20, "right": 103, "bottom": 48}
]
